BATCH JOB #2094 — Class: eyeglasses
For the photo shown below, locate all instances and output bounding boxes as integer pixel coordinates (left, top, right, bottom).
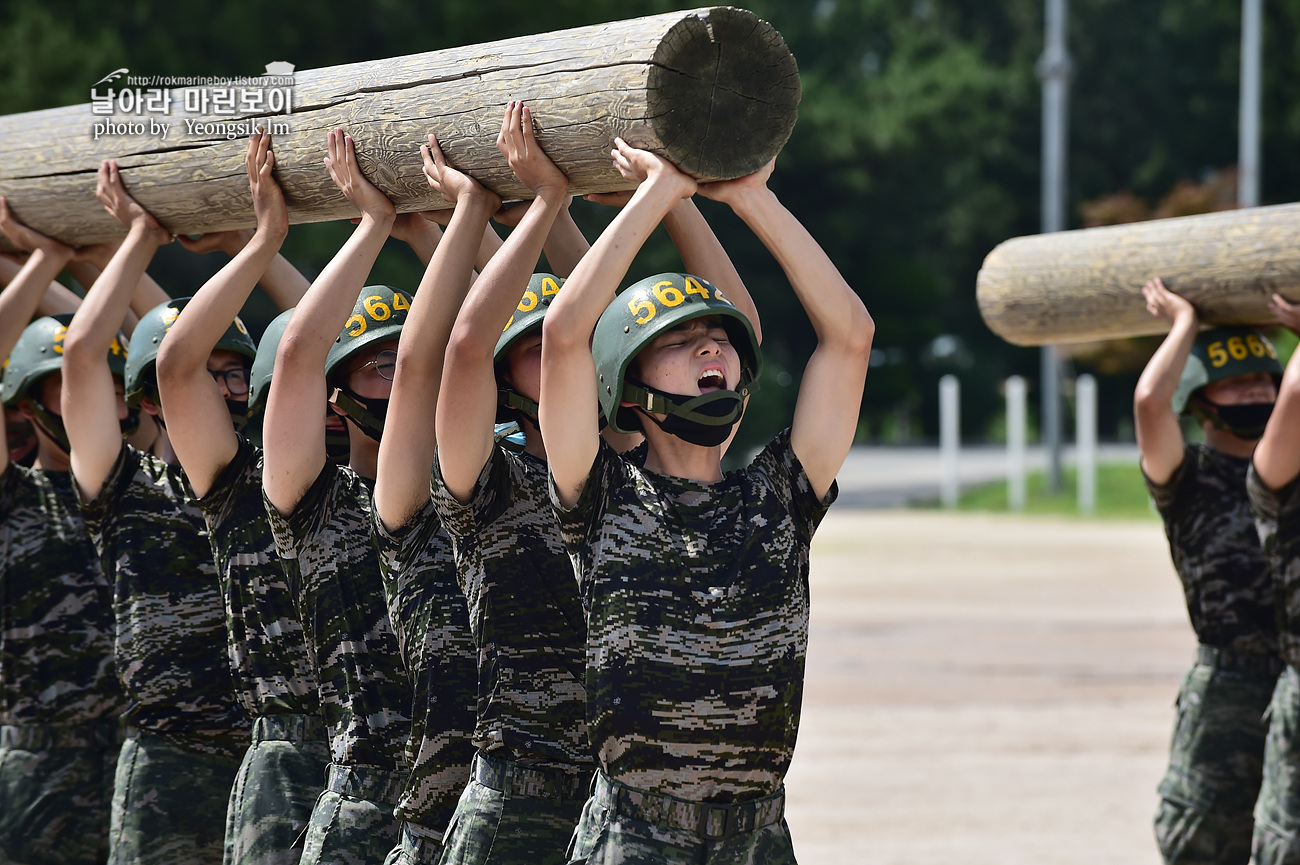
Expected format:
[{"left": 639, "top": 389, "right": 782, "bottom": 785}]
[
  {"left": 353, "top": 349, "right": 397, "bottom": 382},
  {"left": 208, "top": 366, "right": 251, "bottom": 396}
]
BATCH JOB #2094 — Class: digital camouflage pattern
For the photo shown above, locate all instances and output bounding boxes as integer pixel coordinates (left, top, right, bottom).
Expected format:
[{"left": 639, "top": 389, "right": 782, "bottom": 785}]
[
  {"left": 262, "top": 461, "right": 410, "bottom": 769},
  {"left": 79, "top": 444, "right": 249, "bottom": 754},
  {"left": 109, "top": 732, "right": 242, "bottom": 865},
  {"left": 428, "top": 445, "right": 590, "bottom": 767},
  {"left": 370, "top": 497, "right": 475, "bottom": 834},
  {"left": 0, "top": 464, "right": 125, "bottom": 727},
  {"left": 1248, "top": 466, "right": 1300, "bottom": 862},
  {"left": 436, "top": 751, "right": 587, "bottom": 865},
  {"left": 552, "top": 429, "right": 835, "bottom": 803},
  {"left": 381, "top": 820, "right": 443, "bottom": 865},
  {"left": 298, "top": 763, "right": 406, "bottom": 865},
  {"left": 0, "top": 726, "right": 119, "bottom": 865},
  {"left": 0, "top": 462, "right": 127, "bottom": 864},
  {"left": 1153, "top": 659, "right": 1274, "bottom": 864},
  {"left": 223, "top": 715, "right": 329, "bottom": 865},
  {"left": 1146, "top": 445, "right": 1278, "bottom": 657},
  {"left": 263, "top": 462, "right": 410, "bottom": 860},
  {"left": 565, "top": 771, "right": 795, "bottom": 865},
  {"left": 198, "top": 435, "right": 318, "bottom": 718}
]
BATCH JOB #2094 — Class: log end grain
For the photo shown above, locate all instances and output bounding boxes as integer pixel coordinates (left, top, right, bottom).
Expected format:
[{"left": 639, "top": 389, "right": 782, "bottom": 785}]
[{"left": 647, "top": 7, "right": 801, "bottom": 180}]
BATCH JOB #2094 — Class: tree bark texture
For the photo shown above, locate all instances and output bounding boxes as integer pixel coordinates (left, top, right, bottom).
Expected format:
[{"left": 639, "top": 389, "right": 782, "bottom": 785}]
[
  {"left": 977, "top": 203, "right": 1300, "bottom": 346},
  {"left": 0, "top": 6, "right": 799, "bottom": 252}
]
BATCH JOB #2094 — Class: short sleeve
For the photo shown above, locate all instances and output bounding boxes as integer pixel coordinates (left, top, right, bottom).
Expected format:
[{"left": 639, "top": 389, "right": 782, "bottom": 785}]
[
  {"left": 1248, "top": 461, "right": 1300, "bottom": 523},
  {"left": 197, "top": 435, "right": 259, "bottom": 529},
  {"left": 748, "top": 429, "right": 837, "bottom": 540},
  {"left": 264, "top": 459, "right": 335, "bottom": 562},
  {"left": 430, "top": 445, "right": 511, "bottom": 542},
  {"left": 77, "top": 442, "right": 134, "bottom": 551},
  {"left": 1142, "top": 445, "right": 1194, "bottom": 514}
]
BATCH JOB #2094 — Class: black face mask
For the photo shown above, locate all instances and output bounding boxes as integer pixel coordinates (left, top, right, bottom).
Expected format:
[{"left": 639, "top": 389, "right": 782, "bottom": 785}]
[
  {"left": 225, "top": 398, "right": 249, "bottom": 433},
  {"left": 626, "top": 380, "right": 746, "bottom": 448},
  {"left": 1200, "top": 399, "right": 1274, "bottom": 440}
]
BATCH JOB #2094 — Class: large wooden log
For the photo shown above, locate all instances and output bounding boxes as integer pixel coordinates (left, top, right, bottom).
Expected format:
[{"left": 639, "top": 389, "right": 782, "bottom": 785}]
[
  {"left": 977, "top": 203, "right": 1300, "bottom": 346},
  {"left": 0, "top": 6, "right": 799, "bottom": 252}
]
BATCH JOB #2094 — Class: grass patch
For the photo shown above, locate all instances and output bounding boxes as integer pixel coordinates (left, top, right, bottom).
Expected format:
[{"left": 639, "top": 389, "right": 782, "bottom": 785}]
[{"left": 915, "top": 462, "right": 1158, "bottom": 520}]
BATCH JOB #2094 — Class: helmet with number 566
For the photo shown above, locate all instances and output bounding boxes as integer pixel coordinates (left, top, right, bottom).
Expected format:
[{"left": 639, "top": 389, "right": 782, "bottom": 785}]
[
  {"left": 592, "top": 272, "right": 761, "bottom": 437},
  {"left": 1173, "top": 326, "right": 1282, "bottom": 440}
]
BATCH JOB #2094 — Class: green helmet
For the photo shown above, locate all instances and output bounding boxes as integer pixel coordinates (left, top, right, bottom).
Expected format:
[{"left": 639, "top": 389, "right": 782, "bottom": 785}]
[
  {"left": 248, "top": 308, "right": 293, "bottom": 418},
  {"left": 493, "top": 273, "right": 563, "bottom": 421},
  {"left": 125, "top": 297, "right": 257, "bottom": 408},
  {"left": 593, "top": 272, "right": 761, "bottom": 436},
  {"left": 324, "top": 286, "right": 411, "bottom": 441},
  {"left": 1172, "top": 326, "right": 1282, "bottom": 415},
  {"left": 1, "top": 313, "right": 133, "bottom": 451}
]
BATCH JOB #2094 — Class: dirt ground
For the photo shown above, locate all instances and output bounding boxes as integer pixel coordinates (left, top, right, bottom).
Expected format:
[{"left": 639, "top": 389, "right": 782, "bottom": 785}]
[{"left": 783, "top": 510, "right": 1191, "bottom": 864}]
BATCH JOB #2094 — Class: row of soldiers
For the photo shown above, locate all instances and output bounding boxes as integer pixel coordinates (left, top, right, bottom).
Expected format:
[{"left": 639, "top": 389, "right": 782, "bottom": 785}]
[{"left": 0, "top": 102, "right": 872, "bottom": 865}]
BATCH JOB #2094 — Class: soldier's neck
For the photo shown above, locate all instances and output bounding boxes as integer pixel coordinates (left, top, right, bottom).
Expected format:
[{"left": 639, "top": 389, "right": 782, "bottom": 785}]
[{"left": 1204, "top": 425, "right": 1258, "bottom": 460}]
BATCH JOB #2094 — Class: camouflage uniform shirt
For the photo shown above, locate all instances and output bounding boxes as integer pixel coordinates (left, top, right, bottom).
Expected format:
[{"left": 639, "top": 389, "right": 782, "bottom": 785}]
[
  {"left": 197, "top": 436, "right": 318, "bottom": 718},
  {"left": 0, "top": 463, "right": 126, "bottom": 726},
  {"left": 264, "top": 461, "right": 410, "bottom": 770},
  {"left": 1146, "top": 445, "right": 1278, "bottom": 657},
  {"left": 427, "top": 445, "right": 589, "bottom": 768},
  {"left": 552, "top": 429, "right": 835, "bottom": 802},
  {"left": 79, "top": 444, "right": 248, "bottom": 756},
  {"left": 371, "top": 494, "right": 476, "bottom": 830},
  {"left": 1248, "top": 463, "right": 1300, "bottom": 666}
]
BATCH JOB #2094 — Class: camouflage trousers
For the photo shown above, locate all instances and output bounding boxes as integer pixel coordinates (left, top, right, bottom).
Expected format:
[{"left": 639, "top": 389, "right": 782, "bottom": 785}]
[
  {"left": 298, "top": 762, "right": 405, "bottom": 865},
  {"left": 565, "top": 771, "right": 794, "bottom": 865},
  {"left": 224, "top": 715, "right": 330, "bottom": 865},
  {"left": 0, "top": 721, "right": 121, "bottom": 865},
  {"left": 438, "top": 750, "right": 589, "bottom": 865},
  {"left": 1253, "top": 665, "right": 1300, "bottom": 864},
  {"left": 1153, "top": 649, "right": 1276, "bottom": 865},
  {"left": 380, "top": 821, "right": 443, "bottom": 865},
  {"left": 108, "top": 731, "right": 245, "bottom": 865}
]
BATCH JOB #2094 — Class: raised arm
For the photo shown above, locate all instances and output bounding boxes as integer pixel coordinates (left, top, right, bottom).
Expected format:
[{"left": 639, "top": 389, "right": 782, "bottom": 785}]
[
  {"left": 263, "top": 128, "right": 396, "bottom": 515},
  {"left": 0, "top": 200, "right": 77, "bottom": 474},
  {"left": 1254, "top": 294, "right": 1300, "bottom": 489},
  {"left": 63, "top": 160, "right": 173, "bottom": 500},
  {"left": 374, "top": 133, "right": 501, "bottom": 528},
  {"left": 702, "top": 160, "right": 872, "bottom": 500},
  {"left": 1134, "top": 278, "right": 1196, "bottom": 485},
  {"left": 178, "top": 228, "right": 309, "bottom": 312},
  {"left": 436, "top": 101, "right": 568, "bottom": 502},
  {"left": 157, "top": 131, "right": 288, "bottom": 498},
  {"left": 542, "top": 141, "right": 696, "bottom": 507}
]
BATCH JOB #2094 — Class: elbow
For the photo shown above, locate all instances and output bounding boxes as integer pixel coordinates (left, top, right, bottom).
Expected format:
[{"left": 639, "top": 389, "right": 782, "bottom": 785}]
[
  {"left": 842, "top": 306, "right": 875, "bottom": 361},
  {"left": 440, "top": 325, "right": 489, "bottom": 377},
  {"left": 541, "top": 309, "right": 588, "bottom": 356}
]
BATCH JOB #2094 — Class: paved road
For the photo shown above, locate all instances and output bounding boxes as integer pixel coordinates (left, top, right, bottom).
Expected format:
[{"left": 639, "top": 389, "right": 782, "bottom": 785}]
[
  {"left": 786, "top": 509, "right": 1184, "bottom": 864},
  {"left": 834, "top": 443, "right": 1142, "bottom": 507}
]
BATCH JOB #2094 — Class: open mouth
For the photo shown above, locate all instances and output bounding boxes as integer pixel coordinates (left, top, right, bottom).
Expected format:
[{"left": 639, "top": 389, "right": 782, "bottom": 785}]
[{"left": 698, "top": 369, "right": 727, "bottom": 392}]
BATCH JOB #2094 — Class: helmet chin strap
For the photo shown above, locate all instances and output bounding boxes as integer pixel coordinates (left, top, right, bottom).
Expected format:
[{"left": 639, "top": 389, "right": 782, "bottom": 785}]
[
  {"left": 622, "top": 378, "right": 757, "bottom": 448},
  {"left": 24, "top": 397, "right": 71, "bottom": 455},
  {"left": 331, "top": 386, "right": 387, "bottom": 443},
  {"left": 497, "top": 388, "right": 539, "bottom": 426}
]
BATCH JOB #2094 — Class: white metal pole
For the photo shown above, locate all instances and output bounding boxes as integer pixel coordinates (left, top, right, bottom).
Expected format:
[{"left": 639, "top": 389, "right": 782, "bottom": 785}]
[
  {"left": 940, "top": 375, "right": 960, "bottom": 509},
  {"left": 1239, "top": 0, "right": 1263, "bottom": 208},
  {"left": 1076, "top": 374, "right": 1097, "bottom": 515},
  {"left": 1007, "top": 376, "right": 1027, "bottom": 512}
]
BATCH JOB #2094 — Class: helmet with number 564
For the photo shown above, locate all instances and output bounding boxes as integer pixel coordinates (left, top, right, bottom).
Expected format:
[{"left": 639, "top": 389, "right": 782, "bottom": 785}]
[
  {"left": 125, "top": 297, "right": 257, "bottom": 408},
  {"left": 324, "top": 285, "right": 411, "bottom": 441},
  {"left": 592, "top": 272, "right": 761, "bottom": 438},
  {"left": 492, "top": 273, "right": 563, "bottom": 423}
]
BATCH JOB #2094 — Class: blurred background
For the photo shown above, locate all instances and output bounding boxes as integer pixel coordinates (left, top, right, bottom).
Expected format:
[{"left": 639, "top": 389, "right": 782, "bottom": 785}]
[{"left": 4, "top": 0, "right": 1298, "bottom": 460}]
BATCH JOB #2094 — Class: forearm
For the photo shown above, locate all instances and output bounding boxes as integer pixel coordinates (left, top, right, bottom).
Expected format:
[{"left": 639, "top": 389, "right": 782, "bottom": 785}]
[
  {"left": 129, "top": 270, "right": 171, "bottom": 319},
  {"left": 1135, "top": 312, "right": 1198, "bottom": 407},
  {"left": 66, "top": 227, "right": 163, "bottom": 360},
  {"left": 662, "top": 199, "right": 760, "bottom": 342},
  {"left": 729, "top": 188, "right": 867, "bottom": 348},
  {"left": 37, "top": 281, "right": 83, "bottom": 317},
  {"left": 541, "top": 204, "right": 588, "bottom": 277},
  {"left": 258, "top": 251, "right": 310, "bottom": 311},
  {"left": 0, "top": 248, "right": 72, "bottom": 357}
]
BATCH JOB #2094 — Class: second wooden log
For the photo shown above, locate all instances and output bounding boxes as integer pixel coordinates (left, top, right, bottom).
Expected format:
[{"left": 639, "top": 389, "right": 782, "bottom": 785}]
[
  {"left": 0, "top": 6, "right": 800, "bottom": 251},
  {"left": 976, "top": 202, "right": 1300, "bottom": 346}
]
